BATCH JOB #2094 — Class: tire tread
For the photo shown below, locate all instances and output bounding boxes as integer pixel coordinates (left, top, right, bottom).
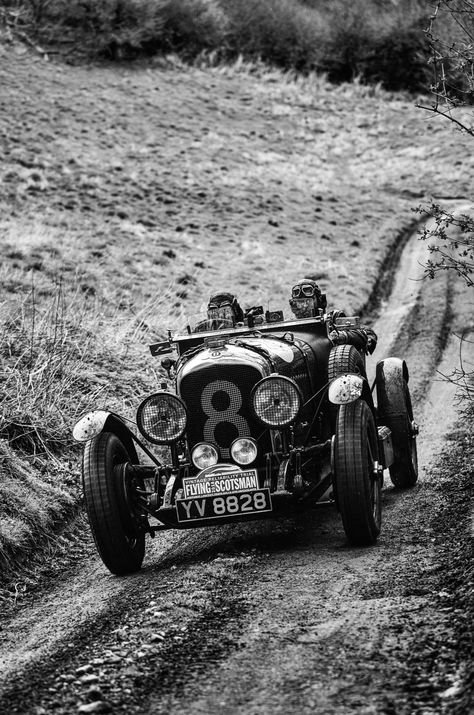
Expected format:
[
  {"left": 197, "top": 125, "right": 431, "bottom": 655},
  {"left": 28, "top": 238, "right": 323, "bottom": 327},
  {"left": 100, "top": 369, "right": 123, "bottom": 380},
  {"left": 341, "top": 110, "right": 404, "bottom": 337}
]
[
  {"left": 334, "top": 400, "right": 381, "bottom": 545},
  {"left": 82, "top": 432, "right": 145, "bottom": 575}
]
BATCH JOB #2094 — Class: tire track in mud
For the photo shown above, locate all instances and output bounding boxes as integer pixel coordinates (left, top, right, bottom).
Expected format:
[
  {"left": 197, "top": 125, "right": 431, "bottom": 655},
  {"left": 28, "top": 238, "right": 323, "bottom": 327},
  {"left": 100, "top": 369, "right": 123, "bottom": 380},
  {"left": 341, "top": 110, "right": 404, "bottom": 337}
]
[
  {"left": 0, "top": 563, "right": 251, "bottom": 714},
  {"left": 0, "top": 510, "right": 343, "bottom": 712},
  {"left": 360, "top": 217, "right": 425, "bottom": 322},
  {"left": 368, "top": 201, "right": 474, "bottom": 445},
  {"left": 0, "top": 519, "right": 307, "bottom": 710},
  {"left": 0, "top": 210, "right": 473, "bottom": 714}
]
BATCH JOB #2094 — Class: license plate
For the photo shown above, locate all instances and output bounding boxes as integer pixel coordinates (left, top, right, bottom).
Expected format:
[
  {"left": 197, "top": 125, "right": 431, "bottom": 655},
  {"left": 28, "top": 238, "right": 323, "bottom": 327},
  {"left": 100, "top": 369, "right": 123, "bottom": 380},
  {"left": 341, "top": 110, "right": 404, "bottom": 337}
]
[
  {"left": 182, "top": 468, "right": 259, "bottom": 499},
  {"left": 176, "top": 489, "right": 272, "bottom": 523}
]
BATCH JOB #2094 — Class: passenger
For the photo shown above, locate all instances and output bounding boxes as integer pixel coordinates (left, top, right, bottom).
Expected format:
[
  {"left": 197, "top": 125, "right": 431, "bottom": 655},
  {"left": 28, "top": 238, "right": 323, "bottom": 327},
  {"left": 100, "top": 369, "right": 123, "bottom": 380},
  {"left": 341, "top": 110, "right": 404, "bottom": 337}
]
[
  {"left": 289, "top": 278, "right": 377, "bottom": 354},
  {"left": 194, "top": 292, "right": 244, "bottom": 332}
]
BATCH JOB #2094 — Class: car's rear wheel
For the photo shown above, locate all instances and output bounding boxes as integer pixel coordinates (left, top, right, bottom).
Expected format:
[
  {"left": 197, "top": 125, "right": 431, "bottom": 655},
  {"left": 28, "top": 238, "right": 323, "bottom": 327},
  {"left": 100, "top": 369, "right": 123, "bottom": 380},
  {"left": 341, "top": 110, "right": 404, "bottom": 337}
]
[
  {"left": 83, "top": 431, "right": 145, "bottom": 575},
  {"left": 334, "top": 399, "right": 381, "bottom": 545},
  {"left": 376, "top": 358, "right": 418, "bottom": 489}
]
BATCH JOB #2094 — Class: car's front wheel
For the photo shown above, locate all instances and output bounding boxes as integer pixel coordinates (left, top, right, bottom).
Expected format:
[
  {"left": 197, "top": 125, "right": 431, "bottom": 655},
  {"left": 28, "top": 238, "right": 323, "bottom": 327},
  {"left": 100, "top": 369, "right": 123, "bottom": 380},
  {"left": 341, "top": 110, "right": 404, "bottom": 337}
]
[
  {"left": 83, "top": 431, "right": 145, "bottom": 575},
  {"left": 327, "top": 344, "right": 366, "bottom": 382},
  {"left": 334, "top": 399, "right": 381, "bottom": 546}
]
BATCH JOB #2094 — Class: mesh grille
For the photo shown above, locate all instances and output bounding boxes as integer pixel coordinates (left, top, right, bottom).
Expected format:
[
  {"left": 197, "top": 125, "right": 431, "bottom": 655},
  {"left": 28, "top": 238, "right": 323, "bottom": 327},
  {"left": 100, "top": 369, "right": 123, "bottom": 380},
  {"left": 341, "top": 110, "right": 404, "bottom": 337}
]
[{"left": 179, "top": 364, "right": 267, "bottom": 458}]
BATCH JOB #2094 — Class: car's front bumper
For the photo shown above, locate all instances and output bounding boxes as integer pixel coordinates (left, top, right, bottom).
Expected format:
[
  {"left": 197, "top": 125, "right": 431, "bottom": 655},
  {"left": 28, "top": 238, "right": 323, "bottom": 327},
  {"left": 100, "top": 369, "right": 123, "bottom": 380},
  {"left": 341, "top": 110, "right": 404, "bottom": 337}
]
[{"left": 147, "top": 480, "right": 333, "bottom": 531}]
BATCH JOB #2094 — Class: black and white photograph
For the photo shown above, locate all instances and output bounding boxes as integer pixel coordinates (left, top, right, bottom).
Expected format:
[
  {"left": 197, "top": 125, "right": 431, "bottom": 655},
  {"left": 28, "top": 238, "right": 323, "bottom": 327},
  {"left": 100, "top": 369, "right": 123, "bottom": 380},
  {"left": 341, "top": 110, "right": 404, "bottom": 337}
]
[{"left": 0, "top": 1, "right": 473, "bottom": 713}]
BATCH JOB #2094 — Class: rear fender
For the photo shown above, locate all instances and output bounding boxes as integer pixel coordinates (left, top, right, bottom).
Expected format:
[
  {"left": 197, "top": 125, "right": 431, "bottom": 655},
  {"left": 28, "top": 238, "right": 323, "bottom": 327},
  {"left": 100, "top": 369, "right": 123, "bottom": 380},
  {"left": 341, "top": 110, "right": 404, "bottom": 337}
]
[
  {"left": 73, "top": 411, "right": 139, "bottom": 463},
  {"left": 376, "top": 358, "right": 409, "bottom": 424},
  {"left": 377, "top": 358, "right": 409, "bottom": 388}
]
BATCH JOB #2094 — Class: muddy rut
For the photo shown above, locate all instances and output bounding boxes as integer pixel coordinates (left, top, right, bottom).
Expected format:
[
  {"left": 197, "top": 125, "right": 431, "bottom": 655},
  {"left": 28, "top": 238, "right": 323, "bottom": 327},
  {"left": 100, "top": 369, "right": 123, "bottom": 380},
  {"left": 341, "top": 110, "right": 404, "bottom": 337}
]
[{"left": 0, "top": 213, "right": 472, "bottom": 715}]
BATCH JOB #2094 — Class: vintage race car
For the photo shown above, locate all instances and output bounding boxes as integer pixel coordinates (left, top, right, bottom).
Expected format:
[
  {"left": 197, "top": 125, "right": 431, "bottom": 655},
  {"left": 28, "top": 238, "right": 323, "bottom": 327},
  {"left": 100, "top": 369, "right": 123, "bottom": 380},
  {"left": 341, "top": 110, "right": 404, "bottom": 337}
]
[{"left": 73, "top": 309, "right": 419, "bottom": 575}]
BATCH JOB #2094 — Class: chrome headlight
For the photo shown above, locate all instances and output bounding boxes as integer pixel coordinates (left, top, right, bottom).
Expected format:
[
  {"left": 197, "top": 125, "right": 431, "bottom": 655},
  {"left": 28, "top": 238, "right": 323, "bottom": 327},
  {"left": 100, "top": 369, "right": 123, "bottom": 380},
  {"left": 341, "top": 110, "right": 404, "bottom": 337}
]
[
  {"left": 230, "top": 438, "right": 257, "bottom": 465},
  {"left": 328, "top": 374, "right": 364, "bottom": 405},
  {"left": 137, "top": 392, "right": 187, "bottom": 444},
  {"left": 191, "top": 443, "right": 219, "bottom": 470},
  {"left": 251, "top": 375, "right": 302, "bottom": 428}
]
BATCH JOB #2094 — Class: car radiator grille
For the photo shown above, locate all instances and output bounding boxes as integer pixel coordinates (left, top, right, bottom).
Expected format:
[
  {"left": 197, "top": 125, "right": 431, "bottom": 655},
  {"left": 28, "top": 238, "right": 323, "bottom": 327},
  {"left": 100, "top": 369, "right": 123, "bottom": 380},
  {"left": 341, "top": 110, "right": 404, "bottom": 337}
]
[{"left": 179, "top": 364, "right": 269, "bottom": 459}]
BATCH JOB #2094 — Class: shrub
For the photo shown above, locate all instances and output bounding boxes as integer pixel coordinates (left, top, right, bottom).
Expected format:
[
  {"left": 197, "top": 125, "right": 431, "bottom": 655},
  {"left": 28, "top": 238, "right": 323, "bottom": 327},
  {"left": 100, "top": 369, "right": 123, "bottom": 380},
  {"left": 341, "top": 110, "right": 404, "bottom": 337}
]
[
  {"left": 425, "top": 0, "right": 474, "bottom": 103},
  {"left": 319, "top": 0, "right": 431, "bottom": 91},
  {"left": 32, "top": 0, "right": 227, "bottom": 59},
  {"left": 5, "top": 0, "right": 439, "bottom": 91},
  {"left": 220, "top": 0, "right": 325, "bottom": 72},
  {"left": 151, "top": 0, "right": 228, "bottom": 59},
  {"left": 367, "top": 22, "right": 430, "bottom": 91}
]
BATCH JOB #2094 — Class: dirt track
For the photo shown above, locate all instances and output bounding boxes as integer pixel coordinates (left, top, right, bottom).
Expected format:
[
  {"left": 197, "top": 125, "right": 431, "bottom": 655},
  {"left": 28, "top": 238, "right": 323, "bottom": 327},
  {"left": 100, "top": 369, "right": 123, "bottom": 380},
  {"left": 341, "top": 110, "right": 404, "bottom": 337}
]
[
  {"left": 0, "top": 213, "right": 473, "bottom": 714},
  {"left": 0, "top": 48, "right": 473, "bottom": 714}
]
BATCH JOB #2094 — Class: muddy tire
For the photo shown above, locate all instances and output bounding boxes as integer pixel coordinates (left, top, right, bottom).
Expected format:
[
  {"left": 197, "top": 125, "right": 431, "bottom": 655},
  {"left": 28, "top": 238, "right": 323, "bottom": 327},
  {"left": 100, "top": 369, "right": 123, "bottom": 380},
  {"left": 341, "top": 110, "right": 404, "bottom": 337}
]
[
  {"left": 334, "top": 399, "right": 381, "bottom": 546},
  {"left": 328, "top": 345, "right": 373, "bottom": 424},
  {"left": 328, "top": 344, "right": 366, "bottom": 381},
  {"left": 376, "top": 358, "right": 418, "bottom": 489},
  {"left": 83, "top": 431, "right": 145, "bottom": 575}
]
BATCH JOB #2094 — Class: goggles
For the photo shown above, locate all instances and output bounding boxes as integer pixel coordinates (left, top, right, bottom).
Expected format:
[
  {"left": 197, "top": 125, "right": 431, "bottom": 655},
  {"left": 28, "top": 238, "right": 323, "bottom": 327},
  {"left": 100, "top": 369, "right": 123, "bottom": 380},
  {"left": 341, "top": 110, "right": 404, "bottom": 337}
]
[
  {"left": 208, "top": 301, "right": 231, "bottom": 310},
  {"left": 291, "top": 283, "right": 319, "bottom": 299},
  {"left": 208, "top": 304, "right": 234, "bottom": 321}
]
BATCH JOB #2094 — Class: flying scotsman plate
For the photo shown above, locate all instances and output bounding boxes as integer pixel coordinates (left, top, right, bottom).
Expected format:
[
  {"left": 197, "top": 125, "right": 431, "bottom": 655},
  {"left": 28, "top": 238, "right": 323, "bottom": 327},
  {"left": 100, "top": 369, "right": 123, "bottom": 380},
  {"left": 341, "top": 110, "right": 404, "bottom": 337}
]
[{"left": 176, "top": 468, "right": 272, "bottom": 522}]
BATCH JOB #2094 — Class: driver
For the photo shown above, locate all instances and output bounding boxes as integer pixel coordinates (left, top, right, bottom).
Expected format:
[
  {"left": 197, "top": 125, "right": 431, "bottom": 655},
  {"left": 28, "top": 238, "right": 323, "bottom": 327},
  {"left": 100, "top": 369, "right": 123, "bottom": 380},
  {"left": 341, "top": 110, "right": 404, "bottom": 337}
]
[
  {"left": 289, "top": 278, "right": 377, "bottom": 354},
  {"left": 194, "top": 292, "right": 244, "bottom": 332},
  {"left": 207, "top": 292, "right": 244, "bottom": 326}
]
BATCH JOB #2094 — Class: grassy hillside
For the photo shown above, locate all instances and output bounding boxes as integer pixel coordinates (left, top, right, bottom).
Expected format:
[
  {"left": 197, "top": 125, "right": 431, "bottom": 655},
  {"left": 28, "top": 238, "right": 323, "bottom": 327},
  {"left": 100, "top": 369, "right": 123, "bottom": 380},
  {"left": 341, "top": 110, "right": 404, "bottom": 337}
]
[{"left": 1, "top": 41, "right": 473, "bottom": 586}]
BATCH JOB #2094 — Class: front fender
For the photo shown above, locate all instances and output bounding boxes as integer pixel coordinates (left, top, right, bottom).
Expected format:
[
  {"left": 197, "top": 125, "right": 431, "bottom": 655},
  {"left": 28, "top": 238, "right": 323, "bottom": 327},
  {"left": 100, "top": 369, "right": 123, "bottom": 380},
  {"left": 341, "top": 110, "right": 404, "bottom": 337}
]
[
  {"left": 72, "top": 411, "right": 139, "bottom": 463},
  {"left": 328, "top": 373, "right": 364, "bottom": 405}
]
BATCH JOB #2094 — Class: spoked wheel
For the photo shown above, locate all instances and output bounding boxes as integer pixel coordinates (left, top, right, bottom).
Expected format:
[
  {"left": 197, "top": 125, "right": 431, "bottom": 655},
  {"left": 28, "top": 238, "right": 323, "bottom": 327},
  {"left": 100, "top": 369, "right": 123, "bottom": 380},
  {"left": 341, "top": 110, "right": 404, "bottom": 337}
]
[
  {"left": 83, "top": 431, "right": 146, "bottom": 575},
  {"left": 334, "top": 399, "right": 381, "bottom": 546},
  {"left": 376, "top": 359, "right": 419, "bottom": 489}
]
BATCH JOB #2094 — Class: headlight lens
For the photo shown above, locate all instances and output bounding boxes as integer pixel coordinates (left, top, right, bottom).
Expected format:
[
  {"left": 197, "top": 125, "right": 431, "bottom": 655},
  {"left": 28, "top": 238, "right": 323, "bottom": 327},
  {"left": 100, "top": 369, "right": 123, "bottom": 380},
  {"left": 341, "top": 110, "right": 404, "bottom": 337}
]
[
  {"left": 230, "top": 438, "right": 257, "bottom": 465},
  {"left": 251, "top": 376, "right": 302, "bottom": 428},
  {"left": 137, "top": 392, "right": 187, "bottom": 444},
  {"left": 191, "top": 443, "right": 219, "bottom": 469},
  {"left": 328, "top": 374, "right": 364, "bottom": 405}
]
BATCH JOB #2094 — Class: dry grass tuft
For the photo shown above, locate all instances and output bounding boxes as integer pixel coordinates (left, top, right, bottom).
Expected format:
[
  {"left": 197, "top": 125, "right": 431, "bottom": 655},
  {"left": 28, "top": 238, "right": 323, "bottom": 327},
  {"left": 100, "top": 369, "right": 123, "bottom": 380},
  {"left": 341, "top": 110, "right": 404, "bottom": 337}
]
[
  {"left": 0, "top": 440, "right": 75, "bottom": 576},
  {"left": 0, "top": 217, "right": 182, "bottom": 577},
  {"left": 2, "top": 281, "right": 124, "bottom": 450}
]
